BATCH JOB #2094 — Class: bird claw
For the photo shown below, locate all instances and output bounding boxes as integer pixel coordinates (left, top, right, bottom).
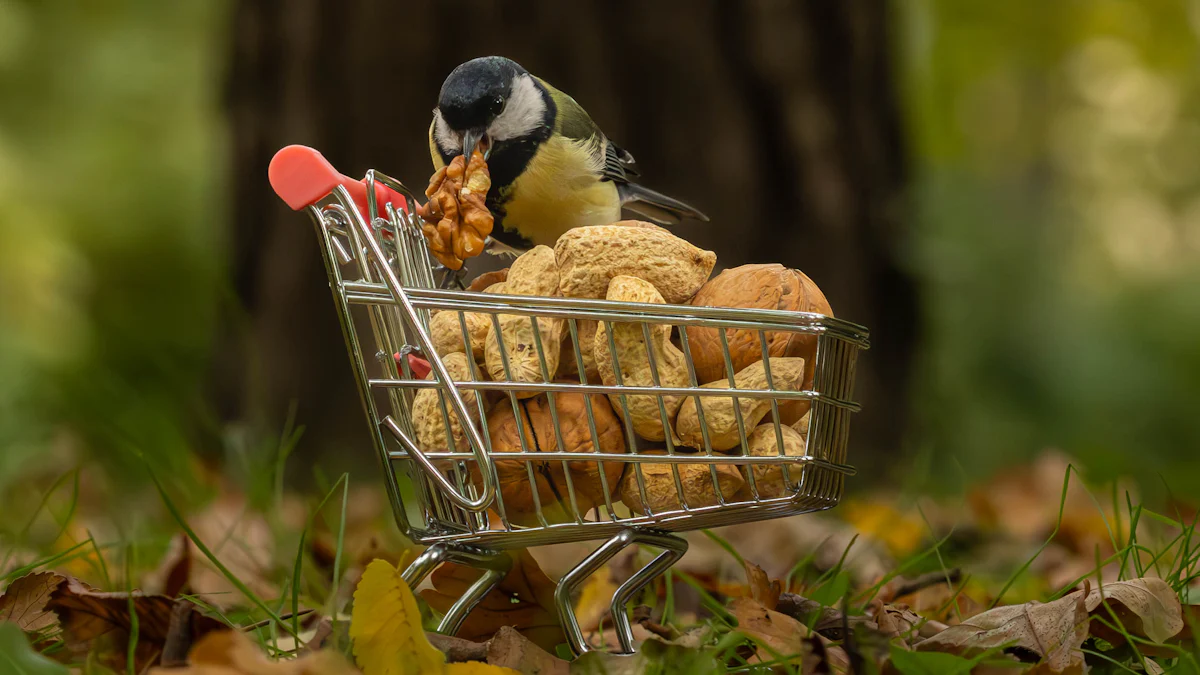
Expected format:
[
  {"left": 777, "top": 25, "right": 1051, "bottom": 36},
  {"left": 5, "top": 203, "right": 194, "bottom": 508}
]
[{"left": 438, "top": 266, "right": 469, "bottom": 290}]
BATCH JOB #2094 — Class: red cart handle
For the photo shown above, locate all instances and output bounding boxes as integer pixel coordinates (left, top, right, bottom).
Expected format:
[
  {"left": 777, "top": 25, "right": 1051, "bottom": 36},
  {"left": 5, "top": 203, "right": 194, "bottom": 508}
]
[{"left": 268, "top": 145, "right": 409, "bottom": 220}]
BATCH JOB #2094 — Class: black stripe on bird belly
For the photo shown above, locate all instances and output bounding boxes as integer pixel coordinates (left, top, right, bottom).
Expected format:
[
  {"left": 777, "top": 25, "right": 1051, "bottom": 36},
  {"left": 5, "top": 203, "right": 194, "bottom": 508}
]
[{"left": 483, "top": 136, "right": 547, "bottom": 253}]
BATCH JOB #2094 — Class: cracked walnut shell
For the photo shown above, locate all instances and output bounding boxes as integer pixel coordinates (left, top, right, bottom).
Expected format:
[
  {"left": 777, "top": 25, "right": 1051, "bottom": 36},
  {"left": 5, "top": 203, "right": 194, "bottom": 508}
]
[{"left": 416, "top": 151, "right": 494, "bottom": 270}]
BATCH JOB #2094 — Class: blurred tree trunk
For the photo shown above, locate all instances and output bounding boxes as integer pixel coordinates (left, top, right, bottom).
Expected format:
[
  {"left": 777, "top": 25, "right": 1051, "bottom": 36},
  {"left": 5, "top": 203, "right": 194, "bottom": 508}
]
[{"left": 218, "top": 0, "right": 916, "bottom": 474}]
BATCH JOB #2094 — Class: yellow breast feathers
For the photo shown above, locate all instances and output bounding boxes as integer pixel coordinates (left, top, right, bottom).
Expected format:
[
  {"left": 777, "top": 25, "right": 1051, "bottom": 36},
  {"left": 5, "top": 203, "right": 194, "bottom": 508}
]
[{"left": 503, "top": 135, "right": 621, "bottom": 244}]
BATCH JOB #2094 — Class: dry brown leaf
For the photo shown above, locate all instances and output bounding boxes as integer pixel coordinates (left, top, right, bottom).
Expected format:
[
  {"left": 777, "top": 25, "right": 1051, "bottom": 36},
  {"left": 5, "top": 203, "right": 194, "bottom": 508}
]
[
  {"left": 873, "top": 601, "right": 925, "bottom": 644},
  {"left": 147, "top": 629, "right": 357, "bottom": 675},
  {"left": 44, "top": 573, "right": 225, "bottom": 671},
  {"left": 485, "top": 626, "right": 569, "bottom": 674},
  {"left": 1084, "top": 578, "right": 1184, "bottom": 643},
  {"left": 144, "top": 494, "right": 289, "bottom": 610},
  {"left": 729, "top": 598, "right": 850, "bottom": 673},
  {"left": 742, "top": 560, "right": 782, "bottom": 610},
  {"left": 48, "top": 575, "right": 224, "bottom": 644},
  {"left": 1083, "top": 578, "right": 1186, "bottom": 658},
  {"left": 917, "top": 584, "right": 1091, "bottom": 673},
  {"left": 421, "top": 549, "right": 565, "bottom": 652},
  {"left": 968, "top": 452, "right": 1115, "bottom": 557},
  {"left": 729, "top": 597, "right": 809, "bottom": 663},
  {"left": 0, "top": 571, "right": 62, "bottom": 634}
]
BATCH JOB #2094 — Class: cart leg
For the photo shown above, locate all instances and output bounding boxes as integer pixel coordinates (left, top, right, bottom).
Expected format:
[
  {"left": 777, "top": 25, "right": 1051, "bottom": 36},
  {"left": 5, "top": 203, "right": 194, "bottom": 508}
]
[
  {"left": 554, "top": 529, "right": 688, "bottom": 656},
  {"left": 400, "top": 543, "right": 513, "bottom": 635}
]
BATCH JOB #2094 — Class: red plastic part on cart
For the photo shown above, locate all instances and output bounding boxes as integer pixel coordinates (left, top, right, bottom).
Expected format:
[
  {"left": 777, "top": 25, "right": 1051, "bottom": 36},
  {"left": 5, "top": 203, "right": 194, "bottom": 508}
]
[
  {"left": 268, "top": 145, "right": 409, "bottom": 219},
  {"left": 395, "top": 352, "right": 432, "bottom": 380}
]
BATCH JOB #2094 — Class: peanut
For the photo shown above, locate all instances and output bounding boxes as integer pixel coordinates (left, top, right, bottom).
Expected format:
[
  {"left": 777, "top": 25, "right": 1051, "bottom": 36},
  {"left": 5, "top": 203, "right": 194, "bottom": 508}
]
[
  {"left": 673, "top": 357, "right": 806, "bottom": 451},
  {"left": 619, "top": 451, "right": 744, "bottom": 515},
  {"left": 554, "top": 222, "right": 716, "bottom": 303},
  {"left": 410, "top": 352, "right": 481, "bottom": 453},
  {"left": 594, "top": 276, "right": 690, "bottom": 441},
  {"left": 483, "top": 246, "right": 564, "bottom": 395}
]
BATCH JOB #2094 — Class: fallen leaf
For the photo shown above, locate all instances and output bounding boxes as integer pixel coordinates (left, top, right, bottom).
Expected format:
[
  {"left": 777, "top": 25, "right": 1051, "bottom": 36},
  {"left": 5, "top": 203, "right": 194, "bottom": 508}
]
[
  {"left": 167, "top": 492, "right": 291, "bottom": 610},
  {"left": 0, "top": 571, "right": 62, "bottom": 634},
  {"left": 0, "top": 622, "right": 68, "bottom": 675},
  {"left": 968, "top": 453, "right": 1115, "bottom": 557},
  {"left": 0, "top": 570, "right": 227, "bottom": 671},
  {"left": 351, "top": 559, "right": 445, "bottom": 675},
  {"left": 729, "top": 597, "right": 809, "bottom": 663},
  {"left": 917, "top": 584, "right": 1090, "bottom": 673},
  {"left": 1084, "top": 578, "right": 1184, "bottom": 644},
  {"left": 147, "top": 629, "right": 358, "bottom": 674},
  {"left": 573, "top": 564, "right": 618, "bottom": 633},
  {"left": 841, "top": 499, "right": 927, "bottom": 556},
  {"left": 421, "top": 549, "right": 565, "bottom": 652},
  {"left": 874, "top": 602, "right": 925, "bottom": 644},
  {"left": 47, "top": 575, "right": 225, "bottom": 645},
  {"left": 742, "top": 560, "right": 782, "bottom": 610},
  {"left": 484, "top": 626, "right": 567, "bottom": 675},
  {"left": 143, "top": 533, "right": 192, "bottom": 598}
]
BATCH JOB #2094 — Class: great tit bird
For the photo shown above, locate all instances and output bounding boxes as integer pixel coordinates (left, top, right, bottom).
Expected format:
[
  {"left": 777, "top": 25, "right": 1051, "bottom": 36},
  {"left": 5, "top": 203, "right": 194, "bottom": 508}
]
[{"left": 429, "top": 56, "right": 708, "bottom": 254}]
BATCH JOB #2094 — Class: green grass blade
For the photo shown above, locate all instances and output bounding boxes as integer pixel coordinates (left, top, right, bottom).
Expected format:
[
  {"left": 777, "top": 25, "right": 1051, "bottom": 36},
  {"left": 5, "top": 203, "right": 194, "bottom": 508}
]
[
  {"left": 989, "top": 464, "right": 1075, "bottom": 609},
  {"left": 701, "top": 530, "right": 745, "bottom": 567},
  {"left": 145, "top": 465, "right": 298, "bottom": 639},
  {"left": 124, "top": 545, "right": 138, "bottom": 675}
]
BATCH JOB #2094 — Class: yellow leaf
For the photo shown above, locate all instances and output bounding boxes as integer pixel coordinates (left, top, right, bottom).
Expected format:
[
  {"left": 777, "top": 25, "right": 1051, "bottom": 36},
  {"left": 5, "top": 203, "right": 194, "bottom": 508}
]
[
  {"left": 351, "top": 558, "right": 446, "bottom": 675},
  {"left": 840, "top": 499, "right": 924, "bottom": 556},
  {"left": 573, "top": 564, "right": 618, "bottom": 632},
  {"left": 444, "top": 663, "right": 521, "bottom": 675}
]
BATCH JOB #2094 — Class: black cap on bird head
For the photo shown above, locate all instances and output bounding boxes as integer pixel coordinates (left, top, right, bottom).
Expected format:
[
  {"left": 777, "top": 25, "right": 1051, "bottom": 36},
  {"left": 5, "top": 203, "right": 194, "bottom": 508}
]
[{"left": 437, "top": 56, "right": 530, "bottom": 158}]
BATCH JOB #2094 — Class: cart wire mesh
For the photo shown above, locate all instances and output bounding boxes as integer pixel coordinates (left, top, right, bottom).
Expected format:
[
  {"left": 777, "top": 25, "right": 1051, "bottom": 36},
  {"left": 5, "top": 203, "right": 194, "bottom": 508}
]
[{"left": 303, "top": 169, "right": 869, "bottom": 552}]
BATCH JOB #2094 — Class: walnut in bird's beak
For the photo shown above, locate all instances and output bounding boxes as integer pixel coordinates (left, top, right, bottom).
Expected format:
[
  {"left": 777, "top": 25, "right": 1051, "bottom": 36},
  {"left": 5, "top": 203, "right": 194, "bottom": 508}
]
[{"left": 461, "top": 128, "right": 491, "bottom": 160}]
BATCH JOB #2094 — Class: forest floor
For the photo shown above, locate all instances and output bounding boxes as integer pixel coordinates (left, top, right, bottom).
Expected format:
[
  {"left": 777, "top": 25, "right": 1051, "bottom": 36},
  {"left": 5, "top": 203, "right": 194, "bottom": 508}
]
[{"left": 1, "top": 451, "right": 1197, "bottom": 674}]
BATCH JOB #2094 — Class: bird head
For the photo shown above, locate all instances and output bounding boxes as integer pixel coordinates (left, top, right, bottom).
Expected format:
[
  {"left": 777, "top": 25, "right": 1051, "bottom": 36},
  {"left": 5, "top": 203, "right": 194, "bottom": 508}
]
[{"left": 432, "top": 56, "right": 549, "bottom": 161}]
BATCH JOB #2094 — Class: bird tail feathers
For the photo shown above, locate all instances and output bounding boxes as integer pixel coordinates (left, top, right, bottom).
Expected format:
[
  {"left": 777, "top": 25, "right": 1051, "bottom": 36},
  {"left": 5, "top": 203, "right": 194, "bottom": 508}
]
[{"left": 617, "top": 183, "right": 709, "bottom": 225}]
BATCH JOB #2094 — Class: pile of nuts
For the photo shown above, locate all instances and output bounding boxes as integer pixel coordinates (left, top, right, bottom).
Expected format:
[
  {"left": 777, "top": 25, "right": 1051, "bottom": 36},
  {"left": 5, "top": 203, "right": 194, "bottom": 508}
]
[{"left": 410, "top": 220, "right": 833, "bottom": 523}]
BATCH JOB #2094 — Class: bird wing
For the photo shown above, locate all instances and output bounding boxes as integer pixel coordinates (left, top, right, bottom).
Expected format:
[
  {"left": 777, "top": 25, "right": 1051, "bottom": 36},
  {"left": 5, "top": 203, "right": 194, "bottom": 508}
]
[
  {"left": 539, "top": 77, "right": 705, "bottom": 224},
  {"left": 542, "top": 79, "right": 640, "bottom": 184}
]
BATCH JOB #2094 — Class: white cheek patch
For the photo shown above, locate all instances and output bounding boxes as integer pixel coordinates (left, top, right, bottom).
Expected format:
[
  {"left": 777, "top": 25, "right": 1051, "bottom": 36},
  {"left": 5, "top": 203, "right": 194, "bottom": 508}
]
[
  {"left": 488, "top": 74, "right": 545, "bottom": 142},
  {"left": 432, "top": 109, "right": 460, "bottom": 154}
]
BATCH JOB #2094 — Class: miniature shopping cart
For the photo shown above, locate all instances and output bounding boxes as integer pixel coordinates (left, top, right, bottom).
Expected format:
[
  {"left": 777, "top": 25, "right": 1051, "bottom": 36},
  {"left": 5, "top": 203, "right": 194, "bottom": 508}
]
[{"left": 268, "top": 145, "right": 870, "bottom": 655}]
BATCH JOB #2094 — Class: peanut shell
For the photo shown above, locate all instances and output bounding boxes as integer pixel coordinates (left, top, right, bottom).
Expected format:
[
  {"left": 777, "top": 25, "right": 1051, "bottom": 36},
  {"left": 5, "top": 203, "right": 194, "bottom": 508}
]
[
  {"left": 594, "top": 276, "right": 690, "bottom": 441},
  {"left": 466, "top": 268, "right": 509, "bottom": 293},
  {"left": 619, "top": 451, "right": 744, "bottom": 515},
  {"left": 554, "top": 222, "right": 716, "bottom": 303},
  {"left": 740, "top": 423, "right": 807, "bottom": 499},
  {"left": 429, "top": 280, "right": 510, "bottom": 361},
  {"left": 484, "top": 246, "right": 565, "bottom": 395},
  {"left": 673, "top": 357, "right": 806, "bottom": 451},
  {"left": 558, "top": 319, "right": 600, "bottom": 383},
  {"left": 410, "top": 352, "right": 481, "bottom": 453}
]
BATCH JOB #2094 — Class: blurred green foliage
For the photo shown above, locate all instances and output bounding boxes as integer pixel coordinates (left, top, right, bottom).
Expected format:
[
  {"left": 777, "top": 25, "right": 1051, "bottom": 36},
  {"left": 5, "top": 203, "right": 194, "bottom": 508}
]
[
  {"left": 902, "top": 0, "right": 1200, "bottom": 493},
  {"left": 0, "top": 0, "right": 226, "bottom": 500}
]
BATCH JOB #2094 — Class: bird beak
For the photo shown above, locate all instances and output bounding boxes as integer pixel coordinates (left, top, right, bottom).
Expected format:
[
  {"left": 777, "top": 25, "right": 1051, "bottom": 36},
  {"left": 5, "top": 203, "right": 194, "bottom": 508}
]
[{"left": 461, "top": 128, "right": 491, "bottom": 160}]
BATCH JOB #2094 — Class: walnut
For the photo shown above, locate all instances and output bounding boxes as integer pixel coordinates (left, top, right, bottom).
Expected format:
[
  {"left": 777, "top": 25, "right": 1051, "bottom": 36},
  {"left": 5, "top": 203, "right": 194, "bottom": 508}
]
[
  {"left": 415, "top": 151, "right": 494, "bottom": 270},
  {"left": 686, "top": 264, "right": 831, "bottom": 424},
  {"left": 476, "top": 390, "right": 626, "bottom": 525},
  {"left": 466, "top": 268, "right": 509, "bottom": 293}
]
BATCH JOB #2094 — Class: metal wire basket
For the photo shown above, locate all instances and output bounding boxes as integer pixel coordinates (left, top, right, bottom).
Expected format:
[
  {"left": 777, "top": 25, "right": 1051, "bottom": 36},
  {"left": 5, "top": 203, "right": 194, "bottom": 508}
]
[{"left": 268, "top": 145, "right": 870, "bottom": 655}]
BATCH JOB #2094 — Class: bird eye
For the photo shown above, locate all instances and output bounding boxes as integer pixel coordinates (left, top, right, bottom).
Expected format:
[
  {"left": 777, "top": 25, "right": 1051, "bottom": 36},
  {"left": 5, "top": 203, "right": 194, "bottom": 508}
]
[{"left": 491, "top": 95, "right": 505, "bottom": 112}]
